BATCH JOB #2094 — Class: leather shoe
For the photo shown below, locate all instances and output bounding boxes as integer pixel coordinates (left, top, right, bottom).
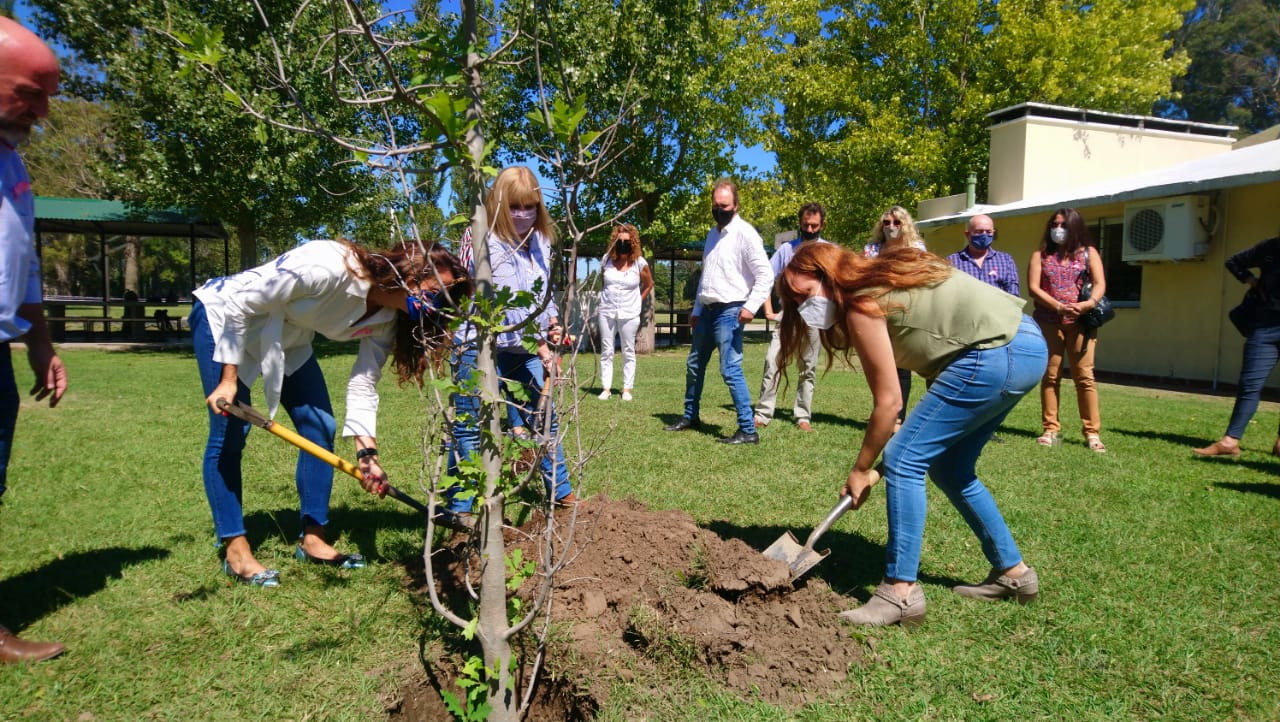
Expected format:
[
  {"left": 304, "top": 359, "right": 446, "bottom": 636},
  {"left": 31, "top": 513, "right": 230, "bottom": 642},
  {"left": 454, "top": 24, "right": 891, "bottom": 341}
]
[
  {"left": 663, "top": 417, "right": 701, "bottom": 432},
  {"left": 716, "top": 430, "right": 759, "bottom": 445},
  {"left": 1192, "top": 440, "right": 1241, "bottom": 459},
  {"left": 0, "top": 625, "right": 64, "bottom": 664}
]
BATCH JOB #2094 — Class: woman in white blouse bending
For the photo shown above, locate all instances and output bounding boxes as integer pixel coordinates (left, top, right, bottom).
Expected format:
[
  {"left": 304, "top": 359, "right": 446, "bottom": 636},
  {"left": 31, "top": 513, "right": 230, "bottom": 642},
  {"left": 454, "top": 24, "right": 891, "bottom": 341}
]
[
  {"left": 192, "top": 240, "right": 468, "bottom": 586},
  {"left": 597, "top": 224, "right": 654, "bottom": 401}
]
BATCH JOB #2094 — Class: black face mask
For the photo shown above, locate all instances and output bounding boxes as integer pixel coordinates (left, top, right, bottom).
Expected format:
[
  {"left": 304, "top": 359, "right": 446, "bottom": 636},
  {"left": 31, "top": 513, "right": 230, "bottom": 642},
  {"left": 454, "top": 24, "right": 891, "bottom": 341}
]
[
  {"left": 712, "top": 207, "right": 735, "bottom": 227},
  {"left": 617, "top": 241, "right": 633, "bottom": 255},
  {"left": 799, "top": 229, "right": 820, "bottom": 241}
]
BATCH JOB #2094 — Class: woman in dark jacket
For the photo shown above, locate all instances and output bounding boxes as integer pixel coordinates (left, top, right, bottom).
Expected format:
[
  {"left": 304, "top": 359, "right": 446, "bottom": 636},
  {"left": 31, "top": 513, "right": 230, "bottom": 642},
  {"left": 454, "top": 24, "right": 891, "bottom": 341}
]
[{"left": 1194, "top": 235, "right": 1280, "bottom": 458}]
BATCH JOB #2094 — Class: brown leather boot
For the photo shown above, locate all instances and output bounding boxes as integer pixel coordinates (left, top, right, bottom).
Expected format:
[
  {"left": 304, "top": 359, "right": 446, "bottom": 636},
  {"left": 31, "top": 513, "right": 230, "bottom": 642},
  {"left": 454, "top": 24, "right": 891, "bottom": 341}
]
[{"left": 0, "top": 625, "right": 64, "bottom": 663}]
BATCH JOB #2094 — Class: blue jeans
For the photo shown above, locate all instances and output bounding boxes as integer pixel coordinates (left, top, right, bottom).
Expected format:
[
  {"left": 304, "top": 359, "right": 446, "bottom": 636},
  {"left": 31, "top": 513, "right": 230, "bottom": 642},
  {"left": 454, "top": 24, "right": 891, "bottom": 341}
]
[
  {"left": 1226, "top": 324, "right": 1280, "bottom": 439},
  {"left": 191, "top": 301, "right": 337, "bottom": 540},
  {"left": 682, "top": 302, "right": 755, "bottom": 433},
  {"left": 446, "top": 346, "right": 573, "bottom": 513},
  {"left": 881, "top": 318, "right": 1047, "bottom": 582},
  {"left": 0, "top": 343, "right": 17, "bottom": 499}
]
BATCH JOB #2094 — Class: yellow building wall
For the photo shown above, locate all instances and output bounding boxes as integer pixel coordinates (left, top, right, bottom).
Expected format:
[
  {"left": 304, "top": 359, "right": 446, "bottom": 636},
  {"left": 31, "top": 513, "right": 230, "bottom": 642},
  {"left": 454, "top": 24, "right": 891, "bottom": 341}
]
[{"left": 920, "top": 181, "right": 1280, "bottom": 388}]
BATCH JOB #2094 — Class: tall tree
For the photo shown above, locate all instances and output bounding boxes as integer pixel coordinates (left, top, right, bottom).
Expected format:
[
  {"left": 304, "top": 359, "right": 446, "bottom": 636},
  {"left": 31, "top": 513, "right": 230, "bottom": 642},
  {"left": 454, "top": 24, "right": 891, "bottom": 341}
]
[
  {"left": 29, "top": 0, "right": 390, "bottom": 268},
  {"left": 488, "top": 0, "right": 774, "bottom": 249},
  {"left": 1164, "top": 0, "right": 1280, "bottom": 133},
  {"left": 762, "top": 0, "right": 1192, "bottom": 240}
]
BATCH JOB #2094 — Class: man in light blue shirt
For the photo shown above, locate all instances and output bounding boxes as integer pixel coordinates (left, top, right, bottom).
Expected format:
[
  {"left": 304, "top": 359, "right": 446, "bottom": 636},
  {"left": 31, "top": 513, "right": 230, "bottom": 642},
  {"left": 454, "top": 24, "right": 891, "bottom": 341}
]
[
  {"left": 754, "top": 203, "right": 830, "bottom": 432},
  {"left": 0, "top": 16, "right": 68, "bottom": 664},
  {"left": 664, "top": 178, "right": 773, "bottom": 444}
]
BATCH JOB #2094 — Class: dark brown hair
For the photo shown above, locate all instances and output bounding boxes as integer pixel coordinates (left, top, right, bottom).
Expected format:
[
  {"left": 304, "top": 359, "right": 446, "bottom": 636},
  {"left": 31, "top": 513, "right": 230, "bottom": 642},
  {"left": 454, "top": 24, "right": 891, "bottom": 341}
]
[{"left": 345, "top": 240, "right": 472, "bottom": 386}]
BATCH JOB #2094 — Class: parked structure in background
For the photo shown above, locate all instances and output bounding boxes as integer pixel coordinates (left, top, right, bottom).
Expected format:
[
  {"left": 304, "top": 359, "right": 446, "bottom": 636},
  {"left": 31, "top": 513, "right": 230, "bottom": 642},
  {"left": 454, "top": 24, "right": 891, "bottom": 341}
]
[{"left": 917, "top": 102, "right": 1280, "bottom": 391}]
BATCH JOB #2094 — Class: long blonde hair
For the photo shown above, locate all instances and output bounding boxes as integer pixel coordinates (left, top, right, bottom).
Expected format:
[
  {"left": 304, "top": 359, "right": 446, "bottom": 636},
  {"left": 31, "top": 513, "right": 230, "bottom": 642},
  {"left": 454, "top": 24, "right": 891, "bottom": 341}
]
[
  {"left": 486, "top": 166, "right": 557, "bottom": 245},
  {"left": 867, "top": 205, "right": 925, "bottom": 252}
]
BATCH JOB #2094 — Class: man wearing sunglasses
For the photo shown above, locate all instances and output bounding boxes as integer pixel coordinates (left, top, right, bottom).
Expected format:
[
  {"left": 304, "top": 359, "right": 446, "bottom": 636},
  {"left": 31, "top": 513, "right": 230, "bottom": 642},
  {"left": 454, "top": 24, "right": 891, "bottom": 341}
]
[{"left": 948, "top": 214, "right": 1021, "bottom": 297}]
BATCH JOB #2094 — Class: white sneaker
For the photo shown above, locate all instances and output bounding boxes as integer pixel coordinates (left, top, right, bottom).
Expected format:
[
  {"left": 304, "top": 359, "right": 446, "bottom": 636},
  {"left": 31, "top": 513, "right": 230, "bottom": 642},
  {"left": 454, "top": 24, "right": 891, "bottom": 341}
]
[
  {"left": 621, "top": 390, "right": 633, "bottom": 401},
  {"left": 598, "top": 390, "right": 611, "bottom": 400}
]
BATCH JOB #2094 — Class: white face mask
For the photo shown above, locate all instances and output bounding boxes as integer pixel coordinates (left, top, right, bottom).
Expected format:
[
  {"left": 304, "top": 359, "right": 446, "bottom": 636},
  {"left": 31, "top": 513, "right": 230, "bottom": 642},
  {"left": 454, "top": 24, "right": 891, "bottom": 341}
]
[
  {"left": 1049, "top": 227, "right": 1067, "bottom": 244},
  {"left": 884, "top": 225, "right": 902, "bottom": 241},
  {"left": 797, "top": 296, "right": 837, "bottom": 330}
]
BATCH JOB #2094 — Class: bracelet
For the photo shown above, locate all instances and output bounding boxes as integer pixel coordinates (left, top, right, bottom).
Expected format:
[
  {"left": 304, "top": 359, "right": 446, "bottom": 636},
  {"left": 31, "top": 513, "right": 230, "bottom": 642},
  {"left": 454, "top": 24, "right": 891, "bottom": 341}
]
[{"left": 356, "top": 447, "right": 378, "bottom": 460}]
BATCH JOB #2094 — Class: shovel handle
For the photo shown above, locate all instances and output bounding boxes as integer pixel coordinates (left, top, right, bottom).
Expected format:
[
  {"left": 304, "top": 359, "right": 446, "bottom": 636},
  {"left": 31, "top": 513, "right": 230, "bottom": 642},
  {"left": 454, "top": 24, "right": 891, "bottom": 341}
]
[
  {"left": 802, "top": 468, "right": 882, "bottom": 553},
  {"left": 215, "top": 399, "right": 431, "bottom": 516}
]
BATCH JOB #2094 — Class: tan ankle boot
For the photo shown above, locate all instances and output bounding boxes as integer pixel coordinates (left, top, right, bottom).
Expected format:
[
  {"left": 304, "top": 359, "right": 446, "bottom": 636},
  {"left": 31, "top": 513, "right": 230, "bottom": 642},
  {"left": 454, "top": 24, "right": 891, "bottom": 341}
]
[
  {"left": 839, "top": 582, "right": 926, "bottom": 628},
  {"left": 954, "top": 566, "right": 1039, "bottom": 605}
]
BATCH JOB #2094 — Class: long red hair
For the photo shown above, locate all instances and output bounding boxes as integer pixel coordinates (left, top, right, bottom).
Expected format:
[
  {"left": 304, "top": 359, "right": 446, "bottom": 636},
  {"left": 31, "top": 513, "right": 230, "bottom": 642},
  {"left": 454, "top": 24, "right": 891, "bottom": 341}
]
[{"left": 776, "top": 243, "right": 952, "bottom": 371}]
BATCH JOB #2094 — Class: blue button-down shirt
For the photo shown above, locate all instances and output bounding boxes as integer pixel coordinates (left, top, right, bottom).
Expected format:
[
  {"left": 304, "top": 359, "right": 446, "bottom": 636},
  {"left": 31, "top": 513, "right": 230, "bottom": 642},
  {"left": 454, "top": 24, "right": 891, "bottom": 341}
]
[{"left": 947, "top": 247, "right": 1021, "bottom": 297}]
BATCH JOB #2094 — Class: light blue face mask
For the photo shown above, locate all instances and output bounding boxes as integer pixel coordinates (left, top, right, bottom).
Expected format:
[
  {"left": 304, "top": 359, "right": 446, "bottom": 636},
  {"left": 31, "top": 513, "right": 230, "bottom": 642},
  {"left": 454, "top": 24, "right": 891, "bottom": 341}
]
[{"left": 797, "top": 295, "right": 837, "bottom": 330}]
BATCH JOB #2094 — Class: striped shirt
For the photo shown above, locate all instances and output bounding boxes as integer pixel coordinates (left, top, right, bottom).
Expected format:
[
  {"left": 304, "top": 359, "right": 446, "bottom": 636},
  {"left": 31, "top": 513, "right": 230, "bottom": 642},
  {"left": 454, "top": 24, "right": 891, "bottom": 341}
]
[{"left": 947, "top": 247, "right": 1021, "bottom": 297}]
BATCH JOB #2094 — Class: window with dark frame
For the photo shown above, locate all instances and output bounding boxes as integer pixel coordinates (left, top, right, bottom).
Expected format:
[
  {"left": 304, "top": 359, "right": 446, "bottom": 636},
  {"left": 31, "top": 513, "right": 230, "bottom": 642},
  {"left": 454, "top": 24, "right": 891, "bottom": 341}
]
[{"left": 1094, "top": 217, "right": 1142, "bottom": 304}]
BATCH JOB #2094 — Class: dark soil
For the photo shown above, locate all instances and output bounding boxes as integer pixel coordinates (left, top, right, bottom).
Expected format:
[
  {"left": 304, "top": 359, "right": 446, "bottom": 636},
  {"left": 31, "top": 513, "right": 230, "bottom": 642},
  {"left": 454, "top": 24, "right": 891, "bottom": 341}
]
[{"left": 387, "top": 496, "right": 866, "bottom": 719}]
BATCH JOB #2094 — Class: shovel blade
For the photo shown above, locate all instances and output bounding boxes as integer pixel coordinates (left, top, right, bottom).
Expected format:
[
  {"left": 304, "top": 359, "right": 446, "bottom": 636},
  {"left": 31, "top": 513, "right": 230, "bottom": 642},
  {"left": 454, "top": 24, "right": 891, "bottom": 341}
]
[{"left": 763, "top": 531, "right": 831, "bottom": 582}]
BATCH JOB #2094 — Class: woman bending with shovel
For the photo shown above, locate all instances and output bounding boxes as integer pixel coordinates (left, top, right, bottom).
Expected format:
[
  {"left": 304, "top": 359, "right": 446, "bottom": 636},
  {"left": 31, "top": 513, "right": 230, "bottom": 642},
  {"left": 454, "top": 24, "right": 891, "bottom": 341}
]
[
  {"left": 776, "top": 242, "right": 1046, "bottom": 627},
  {"left": 193, "top": 240, "right": 469, "bottom": 586}
]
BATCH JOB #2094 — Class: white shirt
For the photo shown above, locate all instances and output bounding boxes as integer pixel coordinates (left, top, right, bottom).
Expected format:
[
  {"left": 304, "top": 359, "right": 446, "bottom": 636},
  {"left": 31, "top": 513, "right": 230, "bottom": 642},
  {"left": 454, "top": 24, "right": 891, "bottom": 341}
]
[
  {"left": 598, "top": 256, "right": 648, "bottom": 319},
  {"left": 0, "top": 144, "right": 43, "bottom": 342},
  {"left": 193, "top": 240, "right": 395, "bottom": 437},
  {"left": 692, "top": 214, "right": 774, "bottom": 317}
]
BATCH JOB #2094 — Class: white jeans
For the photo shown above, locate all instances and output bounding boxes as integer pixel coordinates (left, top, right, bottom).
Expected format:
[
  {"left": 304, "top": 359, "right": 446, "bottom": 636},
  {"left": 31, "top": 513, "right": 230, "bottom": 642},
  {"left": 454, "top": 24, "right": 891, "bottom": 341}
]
[{"left": 599, "top": 313, "right": 640, "bottom": 390}]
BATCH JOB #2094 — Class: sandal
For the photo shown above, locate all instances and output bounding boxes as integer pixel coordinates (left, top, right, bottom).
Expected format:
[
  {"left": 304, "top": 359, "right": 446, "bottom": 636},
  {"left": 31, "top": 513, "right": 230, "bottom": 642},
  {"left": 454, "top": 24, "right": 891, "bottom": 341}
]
[
  {"left": 1036, "top": 431, "right": 1061, "bottom": 447},
  {"left": 1087, "top": 434, "right": 1107, "bottom": 453}
]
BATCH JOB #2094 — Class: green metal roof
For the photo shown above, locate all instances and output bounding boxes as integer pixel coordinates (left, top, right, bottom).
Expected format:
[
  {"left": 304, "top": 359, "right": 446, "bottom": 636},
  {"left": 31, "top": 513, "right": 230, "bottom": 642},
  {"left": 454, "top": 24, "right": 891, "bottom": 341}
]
[{"left": 34, "top": 196, "right": 227, "bottom": 239}]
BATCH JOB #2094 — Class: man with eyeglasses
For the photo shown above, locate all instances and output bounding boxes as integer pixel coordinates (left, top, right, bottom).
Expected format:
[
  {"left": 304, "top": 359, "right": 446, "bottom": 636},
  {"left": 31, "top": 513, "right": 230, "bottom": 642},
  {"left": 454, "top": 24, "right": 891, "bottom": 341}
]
[
  {"left": 947, "top": 214, "right": 1021, "bottom": 297},
  {"left": 664, "top": 178, "right": 773, "bottom": 445},
  {"left": 753, "top": 202, "right": 830, "bottom": 432}
]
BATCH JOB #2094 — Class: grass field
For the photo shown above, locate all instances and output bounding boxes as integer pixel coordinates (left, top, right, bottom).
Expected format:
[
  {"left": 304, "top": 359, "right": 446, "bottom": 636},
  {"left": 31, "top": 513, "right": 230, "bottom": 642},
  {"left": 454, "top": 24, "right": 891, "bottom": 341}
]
[{"left": 0, "top": 339, "right": 1277, "bottom": 721}]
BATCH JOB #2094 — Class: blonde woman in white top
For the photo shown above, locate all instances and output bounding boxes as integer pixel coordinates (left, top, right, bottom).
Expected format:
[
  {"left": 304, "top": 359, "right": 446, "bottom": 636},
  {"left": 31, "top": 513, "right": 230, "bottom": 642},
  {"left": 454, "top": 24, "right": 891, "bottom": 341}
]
[
  {"left": 597, "top": 224, "right": 654, "bottom": 401},
  {"left": 193, "top": 239, "right": 468, "bottom": 586}
]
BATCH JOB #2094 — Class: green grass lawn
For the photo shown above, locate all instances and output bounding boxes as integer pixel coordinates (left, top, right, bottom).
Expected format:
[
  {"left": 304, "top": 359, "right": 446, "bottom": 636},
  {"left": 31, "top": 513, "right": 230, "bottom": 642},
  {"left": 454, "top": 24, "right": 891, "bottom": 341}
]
[{"left": 0, "top": 339, "right": 1277, "bottom": 720}]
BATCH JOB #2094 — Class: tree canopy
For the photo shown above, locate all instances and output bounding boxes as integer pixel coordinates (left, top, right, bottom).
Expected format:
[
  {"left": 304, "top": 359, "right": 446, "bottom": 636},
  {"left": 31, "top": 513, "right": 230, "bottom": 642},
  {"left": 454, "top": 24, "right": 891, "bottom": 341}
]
[
  {"left": 1164, "top": 0, "right": 1280, "bottom": 133},
  {"left": 760, "top": 0, "right": 1192, "bottom": 242}
]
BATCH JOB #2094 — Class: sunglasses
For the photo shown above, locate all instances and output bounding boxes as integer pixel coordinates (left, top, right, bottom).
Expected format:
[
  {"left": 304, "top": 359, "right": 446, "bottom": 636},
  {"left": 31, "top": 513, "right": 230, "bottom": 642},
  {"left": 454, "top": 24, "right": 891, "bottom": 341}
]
[{"left": 882, "top": 219, "right": 903, "bottom": 227}]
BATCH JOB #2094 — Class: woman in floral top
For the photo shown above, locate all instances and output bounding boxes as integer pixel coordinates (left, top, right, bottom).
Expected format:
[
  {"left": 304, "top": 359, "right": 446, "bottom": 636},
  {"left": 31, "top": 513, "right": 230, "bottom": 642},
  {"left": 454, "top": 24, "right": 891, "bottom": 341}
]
[{"left": 1027, "top": 207, "right": 1108, "bottom": 452}]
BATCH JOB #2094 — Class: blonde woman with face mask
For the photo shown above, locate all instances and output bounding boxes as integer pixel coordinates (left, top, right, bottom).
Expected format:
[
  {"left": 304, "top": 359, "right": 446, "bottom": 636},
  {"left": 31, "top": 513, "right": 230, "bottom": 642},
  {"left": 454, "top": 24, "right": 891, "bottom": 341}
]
[{"left": 864, "top": 206, "right": 927, "bottom": 430}]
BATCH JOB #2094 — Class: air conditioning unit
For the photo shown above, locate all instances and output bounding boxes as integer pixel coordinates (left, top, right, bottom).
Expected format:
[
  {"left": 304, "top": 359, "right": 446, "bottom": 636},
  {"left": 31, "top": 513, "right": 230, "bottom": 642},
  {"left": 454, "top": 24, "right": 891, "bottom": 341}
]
[{"left": 1122, "top": 195, "right": 1210, "bottom": 262}]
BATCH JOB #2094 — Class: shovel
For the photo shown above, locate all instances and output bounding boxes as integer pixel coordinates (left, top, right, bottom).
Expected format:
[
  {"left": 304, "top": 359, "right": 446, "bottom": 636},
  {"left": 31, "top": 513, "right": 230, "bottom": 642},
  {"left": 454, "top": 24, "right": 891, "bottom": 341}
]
[
  {"left": 216, "top": 399, "right": 431, "bottom": 516},
  {"left": 764, "top": 468, "right": 882, "bottom": 582}
]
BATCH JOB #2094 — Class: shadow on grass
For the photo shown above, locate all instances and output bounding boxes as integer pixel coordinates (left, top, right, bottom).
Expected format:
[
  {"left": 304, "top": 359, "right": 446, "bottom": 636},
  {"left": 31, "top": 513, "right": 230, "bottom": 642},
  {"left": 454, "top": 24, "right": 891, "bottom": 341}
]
[
  {"left": 1213, "top": 480, "right": 1280, "bottom": 500},
  {"left": 245, "top": 505, "right": 429, "bottom": 557},
  {"left": 0, "top": 546, "right": 169, "bottom": 630}
]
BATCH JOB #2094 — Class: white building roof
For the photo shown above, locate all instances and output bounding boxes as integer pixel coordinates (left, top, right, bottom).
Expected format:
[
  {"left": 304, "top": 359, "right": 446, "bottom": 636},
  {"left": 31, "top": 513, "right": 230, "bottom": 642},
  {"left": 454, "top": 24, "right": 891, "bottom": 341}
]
[{"left": 917, "top": 138, "right": 1280, "bottom": 228}]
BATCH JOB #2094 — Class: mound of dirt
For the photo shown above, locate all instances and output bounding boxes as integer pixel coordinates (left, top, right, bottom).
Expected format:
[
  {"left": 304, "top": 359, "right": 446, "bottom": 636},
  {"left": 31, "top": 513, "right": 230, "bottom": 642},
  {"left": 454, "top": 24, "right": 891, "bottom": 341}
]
[{"left": 390, "top": 496, "right": 866, "bottom": 719}]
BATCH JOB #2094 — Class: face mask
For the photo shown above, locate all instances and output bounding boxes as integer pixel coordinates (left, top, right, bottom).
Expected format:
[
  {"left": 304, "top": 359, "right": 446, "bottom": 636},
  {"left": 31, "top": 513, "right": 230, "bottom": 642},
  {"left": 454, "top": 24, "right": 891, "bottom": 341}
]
[
  {"left": 797, "top": 296, "right": 837, "bottom": 330},
  {"left": 884, "top": 225, "right": 902, "bottom": 241},
  {"left": 617, "top": 241, "right": 633, "bottom": 255},
  {"left": 969, "top": 232, "right": 994, "bottom": 250},
  {"left": 406, "top": 289, "right": 442, "bottom": 321},
  {"left": 510, "top": 207, "right": 538, "bottom": 237},
  {"left": 712, "top": 207, "right": 735, "bottom": 227},
  {"left": 1049, "top": 227, "right": 1067, "bottom": 244},
  {"left": 799, "top": 229, "right": 821, "bottom": 241}
]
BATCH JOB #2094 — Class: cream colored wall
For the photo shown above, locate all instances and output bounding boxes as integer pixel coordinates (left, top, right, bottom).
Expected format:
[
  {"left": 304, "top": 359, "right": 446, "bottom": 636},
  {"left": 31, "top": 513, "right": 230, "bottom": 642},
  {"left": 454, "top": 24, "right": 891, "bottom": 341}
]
[
  {"left": 923, "top": 182, "right": 1280, "bottom": 388},
  {"left": 987, "top": 117, "right": 1234, "bottom": 204}
]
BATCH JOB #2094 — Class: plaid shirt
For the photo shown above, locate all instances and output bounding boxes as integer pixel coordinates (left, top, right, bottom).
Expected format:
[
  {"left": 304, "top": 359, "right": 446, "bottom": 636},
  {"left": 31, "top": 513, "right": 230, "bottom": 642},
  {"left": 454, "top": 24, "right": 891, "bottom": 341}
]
[{"left": 947, "top": 247, "right": 1021, "bottom": 297}]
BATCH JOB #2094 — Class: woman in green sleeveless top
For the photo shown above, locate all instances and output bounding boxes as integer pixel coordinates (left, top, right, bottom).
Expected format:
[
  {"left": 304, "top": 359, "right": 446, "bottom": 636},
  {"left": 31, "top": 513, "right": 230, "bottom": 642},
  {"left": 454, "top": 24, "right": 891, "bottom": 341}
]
[{"left": 777, "top": 243, "right": 1048, "bottom": 627}]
